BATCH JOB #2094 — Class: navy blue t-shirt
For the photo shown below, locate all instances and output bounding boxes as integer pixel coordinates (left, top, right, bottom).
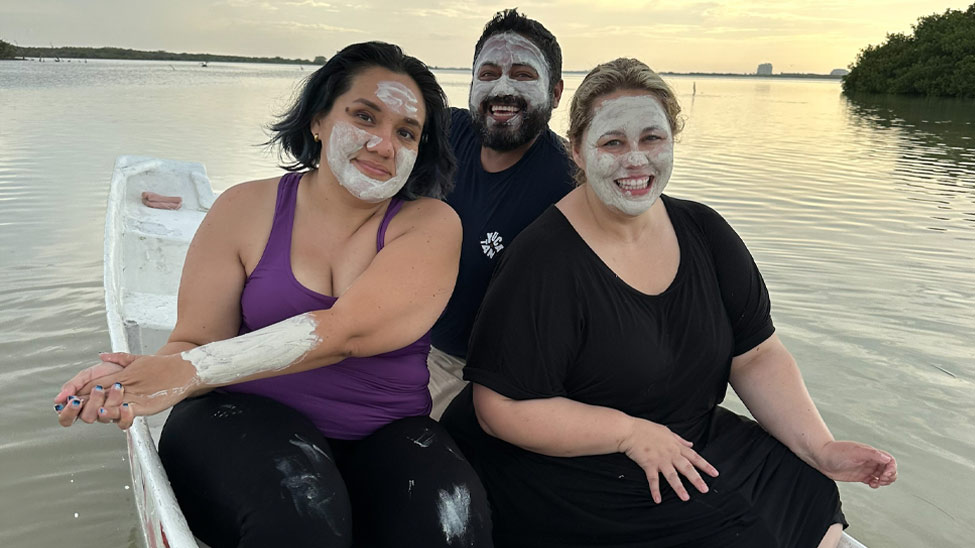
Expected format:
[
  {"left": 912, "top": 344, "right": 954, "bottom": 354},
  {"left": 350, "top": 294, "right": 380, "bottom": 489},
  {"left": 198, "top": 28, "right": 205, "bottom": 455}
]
[{"left": 431, "top": 107, "right": 574, "bottom": 358}]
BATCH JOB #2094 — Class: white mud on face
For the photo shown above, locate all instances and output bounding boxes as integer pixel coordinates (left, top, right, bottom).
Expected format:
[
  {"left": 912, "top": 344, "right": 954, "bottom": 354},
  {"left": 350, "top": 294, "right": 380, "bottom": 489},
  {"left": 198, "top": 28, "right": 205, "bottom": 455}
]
[
  {"left": 376, "top": 80, "right": 419, "bottom": 117},
  {"left": 582, "top": 94, "right": 674, "bottom": 216},
  {"left": 469, "top": 32, "right": 551, "bottom": 115},
  {"left": 326, "top": 121, "right": 417, "bottom": 203}
]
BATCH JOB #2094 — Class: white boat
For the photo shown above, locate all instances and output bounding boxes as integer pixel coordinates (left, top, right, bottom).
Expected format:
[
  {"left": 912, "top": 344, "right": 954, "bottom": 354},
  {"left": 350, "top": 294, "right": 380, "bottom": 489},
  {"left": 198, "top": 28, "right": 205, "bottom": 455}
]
[
  {"left": 103, "top": 155, "right": 869, "bottom": 548},
  {"left": 104, "top": 155, "right": 213, "bottom": 548}
]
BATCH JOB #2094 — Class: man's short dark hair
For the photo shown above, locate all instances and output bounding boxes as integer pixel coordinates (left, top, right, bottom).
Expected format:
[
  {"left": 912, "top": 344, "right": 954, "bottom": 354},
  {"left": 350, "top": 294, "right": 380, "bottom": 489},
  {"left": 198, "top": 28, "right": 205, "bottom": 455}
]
[{"left": 472, "top": 8, "right": 562, "bottom": 94}]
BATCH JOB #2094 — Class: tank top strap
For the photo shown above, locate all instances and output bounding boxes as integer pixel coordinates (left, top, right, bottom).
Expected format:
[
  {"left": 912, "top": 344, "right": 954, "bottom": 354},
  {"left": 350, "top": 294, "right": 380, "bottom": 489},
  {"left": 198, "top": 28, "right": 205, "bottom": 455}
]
[
  {"left": 376, "top": 197, "right": 405, "bottom": 252},
  {"left": 252, "top": 172, "right": 302, "bottom": 272}
]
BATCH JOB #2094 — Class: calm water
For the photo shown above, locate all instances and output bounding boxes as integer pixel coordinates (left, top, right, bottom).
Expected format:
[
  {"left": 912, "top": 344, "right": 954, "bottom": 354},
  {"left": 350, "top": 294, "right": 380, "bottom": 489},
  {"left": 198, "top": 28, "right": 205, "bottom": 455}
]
[{"left": 1, "top": 59, "right": 972, "bottom": 547}]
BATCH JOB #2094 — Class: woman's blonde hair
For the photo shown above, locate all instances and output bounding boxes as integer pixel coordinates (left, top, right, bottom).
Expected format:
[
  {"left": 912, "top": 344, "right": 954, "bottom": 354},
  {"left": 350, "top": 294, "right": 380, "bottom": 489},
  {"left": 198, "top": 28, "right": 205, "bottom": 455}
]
[{"left": 567, "top": 58, "right": 683, "bottom": 185}]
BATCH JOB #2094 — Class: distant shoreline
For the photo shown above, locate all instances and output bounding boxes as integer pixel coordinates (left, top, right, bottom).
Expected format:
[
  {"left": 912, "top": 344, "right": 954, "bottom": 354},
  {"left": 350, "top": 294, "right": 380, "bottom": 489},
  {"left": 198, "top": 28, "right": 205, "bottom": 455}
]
[
  {"left": 423, "top": 67, "right": 844, "bottom": 79},
  {"left": 661, "top": 72, "right": 842, "bottom": 80},
  {"left": 6, "top": 46, "right": 843, "bottom": 79},
  {"left": 8, "top": 45, "right": 318, "bottom": 65}
]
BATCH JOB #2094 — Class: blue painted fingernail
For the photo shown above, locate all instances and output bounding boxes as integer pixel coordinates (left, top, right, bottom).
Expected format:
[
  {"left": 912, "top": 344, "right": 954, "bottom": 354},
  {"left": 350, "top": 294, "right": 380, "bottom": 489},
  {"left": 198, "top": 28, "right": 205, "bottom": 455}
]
[
  {"left": 66, "top": 395, "right": 76, "bottom": 401},
  {"left": 122, "top": 403, "right": 129, "bottom": 408},
  {"left": 71, "top": 399, "right": 81, "bottom": 406},
  {"left": 55, "top": 404, "right": 64, "bottom": 412},
  {"left": 113, "top": 382, "right": 123, "bottom": 390},
  {"left": 94, "top": 385, "right": 104, "bottom": 391},
  {"left": 99, "top": 408, "right": 106, "bottom": 414}
]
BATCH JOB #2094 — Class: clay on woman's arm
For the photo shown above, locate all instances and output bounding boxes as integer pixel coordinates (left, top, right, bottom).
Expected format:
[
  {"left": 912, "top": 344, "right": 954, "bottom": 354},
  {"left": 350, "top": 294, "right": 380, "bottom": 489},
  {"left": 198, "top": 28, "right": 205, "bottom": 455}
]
[{"left": 181, "top": 312, "right": 322, "bottom": 386}]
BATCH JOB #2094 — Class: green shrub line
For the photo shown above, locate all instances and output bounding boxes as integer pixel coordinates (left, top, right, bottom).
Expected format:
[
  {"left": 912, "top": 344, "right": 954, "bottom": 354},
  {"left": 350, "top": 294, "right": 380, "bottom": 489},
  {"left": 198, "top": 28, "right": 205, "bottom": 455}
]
[
  {"left": 0, "top": 38, "right": 15, "bottom": 60},
  {"left": 843, "top": 3, "right": 975, "bottom": 98}
]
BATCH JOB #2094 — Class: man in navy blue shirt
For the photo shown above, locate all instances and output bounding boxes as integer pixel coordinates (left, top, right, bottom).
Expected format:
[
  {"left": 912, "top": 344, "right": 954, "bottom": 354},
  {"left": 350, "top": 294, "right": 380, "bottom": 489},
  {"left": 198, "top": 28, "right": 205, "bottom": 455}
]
[{"left": 429, "top": 9, "right": 575, "bottom": 418}]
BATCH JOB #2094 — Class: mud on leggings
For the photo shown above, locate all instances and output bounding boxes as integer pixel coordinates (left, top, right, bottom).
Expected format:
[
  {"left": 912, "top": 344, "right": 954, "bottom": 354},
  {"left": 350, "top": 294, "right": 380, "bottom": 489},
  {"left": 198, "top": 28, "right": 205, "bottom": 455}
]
[{"left": 158, "top": 391, "right": 493, "bottom": 548}]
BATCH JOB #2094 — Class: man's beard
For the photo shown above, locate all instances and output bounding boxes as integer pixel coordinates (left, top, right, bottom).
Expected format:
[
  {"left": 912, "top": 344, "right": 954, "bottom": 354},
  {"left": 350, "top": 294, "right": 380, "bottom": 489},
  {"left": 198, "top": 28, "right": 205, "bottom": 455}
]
[{"left": 471, "top": 95, "right": 553, "bottom": 152}]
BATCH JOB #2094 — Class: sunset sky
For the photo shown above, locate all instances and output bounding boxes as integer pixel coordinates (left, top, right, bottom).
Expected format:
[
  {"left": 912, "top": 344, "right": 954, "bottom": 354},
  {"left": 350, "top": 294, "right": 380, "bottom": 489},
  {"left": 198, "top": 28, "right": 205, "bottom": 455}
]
[{"left": 1, "top": 0, "right": 970, "bottom": 73}]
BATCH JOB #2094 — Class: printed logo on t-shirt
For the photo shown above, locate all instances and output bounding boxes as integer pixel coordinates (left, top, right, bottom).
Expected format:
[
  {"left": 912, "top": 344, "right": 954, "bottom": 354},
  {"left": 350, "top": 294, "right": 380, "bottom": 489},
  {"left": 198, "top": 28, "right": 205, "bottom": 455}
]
[{"left": 480, "top": 231, "right": 504, "bottom": 259}]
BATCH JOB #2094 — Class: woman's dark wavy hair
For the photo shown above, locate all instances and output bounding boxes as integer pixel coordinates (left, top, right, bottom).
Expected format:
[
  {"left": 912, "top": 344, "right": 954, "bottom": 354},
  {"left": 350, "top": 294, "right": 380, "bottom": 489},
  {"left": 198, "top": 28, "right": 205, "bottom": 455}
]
[{"left": 267, "top": 41, "right": 455, "bottom": 200}]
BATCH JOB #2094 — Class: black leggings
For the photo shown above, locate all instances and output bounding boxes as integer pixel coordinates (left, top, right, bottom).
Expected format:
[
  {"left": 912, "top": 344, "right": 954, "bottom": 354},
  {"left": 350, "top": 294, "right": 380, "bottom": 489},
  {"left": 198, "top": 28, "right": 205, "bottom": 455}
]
[{"left": 158, "top": 391, "right": 493, "bottom": 548}]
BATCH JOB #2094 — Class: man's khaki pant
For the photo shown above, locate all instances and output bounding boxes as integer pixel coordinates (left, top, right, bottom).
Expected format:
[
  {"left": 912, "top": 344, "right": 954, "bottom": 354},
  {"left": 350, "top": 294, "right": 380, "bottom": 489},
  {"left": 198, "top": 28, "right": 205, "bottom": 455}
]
[{"left": 427, "top": 346, "right": 467, "bottom": 420}]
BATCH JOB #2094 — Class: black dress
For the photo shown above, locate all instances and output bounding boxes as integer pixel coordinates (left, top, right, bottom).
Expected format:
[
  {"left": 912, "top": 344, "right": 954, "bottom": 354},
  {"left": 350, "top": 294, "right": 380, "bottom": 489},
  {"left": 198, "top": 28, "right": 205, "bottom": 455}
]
[{"left": 441, "top": 196, "right": 846, "bottom": 548}]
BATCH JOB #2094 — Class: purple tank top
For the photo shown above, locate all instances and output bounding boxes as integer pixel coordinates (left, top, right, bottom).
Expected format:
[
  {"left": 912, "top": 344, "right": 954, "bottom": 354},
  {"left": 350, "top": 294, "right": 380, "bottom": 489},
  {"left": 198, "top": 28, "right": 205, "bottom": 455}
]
[{"left": 223, "top": 172, "right": 432, "bottom": 439}]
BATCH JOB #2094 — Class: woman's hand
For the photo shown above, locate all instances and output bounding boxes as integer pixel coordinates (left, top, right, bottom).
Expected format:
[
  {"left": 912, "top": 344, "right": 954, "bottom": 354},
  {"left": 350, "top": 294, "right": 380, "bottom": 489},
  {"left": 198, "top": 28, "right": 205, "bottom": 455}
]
[
  {"left": 55, "top": 352, "right": 202, "bottom": 430},
  {"left": 56, "top": 381, "right": 134, "bottom": 427},
  {"left": 814, "top": 440, "right": 897, "bottom": 489},
  {"left": 54, "top": 352, "right": 139, "bottom": 425},
  {"left": 618, "top": 418, "right": 719, "bottom": 504},
  {"left": 54, "top": 352, "right": 137, "bottom": 404}
]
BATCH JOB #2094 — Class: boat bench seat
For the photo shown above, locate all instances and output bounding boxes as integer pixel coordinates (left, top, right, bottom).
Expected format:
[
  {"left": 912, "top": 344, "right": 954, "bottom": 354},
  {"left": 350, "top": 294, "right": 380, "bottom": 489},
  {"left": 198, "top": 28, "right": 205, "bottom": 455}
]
[
  {"left": 121, "top": 291, "right": 178, "bottom": 355},
  {"left": 124, "top": 207, "right": 207, "bottom": 244}
]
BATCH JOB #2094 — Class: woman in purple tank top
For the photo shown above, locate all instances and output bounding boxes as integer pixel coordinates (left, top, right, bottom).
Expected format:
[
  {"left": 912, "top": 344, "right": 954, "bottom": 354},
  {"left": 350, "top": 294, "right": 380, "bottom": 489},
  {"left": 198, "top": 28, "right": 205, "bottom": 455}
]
[{"left": 55, "top": 42, "right": 492, "bottom": 547}]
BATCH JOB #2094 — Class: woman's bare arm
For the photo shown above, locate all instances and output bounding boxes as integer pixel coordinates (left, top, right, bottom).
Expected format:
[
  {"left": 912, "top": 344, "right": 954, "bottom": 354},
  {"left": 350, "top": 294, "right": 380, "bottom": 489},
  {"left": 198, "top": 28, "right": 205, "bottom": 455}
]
[
  {"left": 729, "top": 334, "right": 896, "bottom": 487},
  {"left": 64, "top": 197, "right": 462, "bottom": 420},
  {"left": 472, "top": 384, "right": 718, "bottom": 503},
  {"left": 180, "top": 197, "right": 462, "bottom": 382}
]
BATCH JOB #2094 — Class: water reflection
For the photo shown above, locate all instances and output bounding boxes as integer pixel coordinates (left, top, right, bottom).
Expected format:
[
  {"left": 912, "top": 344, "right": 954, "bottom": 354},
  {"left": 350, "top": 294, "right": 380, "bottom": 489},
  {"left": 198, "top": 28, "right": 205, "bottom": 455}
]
[
  {"left": 845, "top": 92, "right": 975, "bottom": 141},
  {"left": 843, "top": 93, "right": 975, "bottom": 228},
  {"left": 844, "top": 93, "right": 975, "bottom": 172}
]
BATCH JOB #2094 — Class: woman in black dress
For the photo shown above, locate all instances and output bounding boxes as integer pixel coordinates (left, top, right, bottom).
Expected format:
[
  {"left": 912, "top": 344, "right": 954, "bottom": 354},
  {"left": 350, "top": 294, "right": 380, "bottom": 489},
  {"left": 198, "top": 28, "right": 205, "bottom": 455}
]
[{"left": 441, "top": 57, "right": 897, "bottom": 548}]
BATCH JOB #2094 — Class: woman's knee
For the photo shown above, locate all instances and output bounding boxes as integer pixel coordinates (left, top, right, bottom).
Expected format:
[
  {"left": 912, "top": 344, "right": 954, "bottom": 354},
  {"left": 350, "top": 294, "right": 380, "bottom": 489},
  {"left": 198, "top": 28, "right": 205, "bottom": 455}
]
[
  {"left": 159, "top": 392, "right": 355, "bottom": 547},
  {"left": 370, "top": 416, "right": 472, "bottom": 462},
  {"left": 347, "top": 416, "right": 494, "bottom": 546},
  {"left": 239, "top": 487, "right": 353, "bottom": 548}
]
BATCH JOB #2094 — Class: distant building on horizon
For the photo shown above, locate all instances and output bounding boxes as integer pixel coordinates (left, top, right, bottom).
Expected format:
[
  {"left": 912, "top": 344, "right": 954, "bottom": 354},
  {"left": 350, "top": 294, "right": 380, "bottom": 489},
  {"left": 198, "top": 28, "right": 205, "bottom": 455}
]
[
  {"left": 830, "top": 68, "right": 850, "bottom": 76},
  {"left": 757, "top": 63, "right": 773, "bottom": 75}
]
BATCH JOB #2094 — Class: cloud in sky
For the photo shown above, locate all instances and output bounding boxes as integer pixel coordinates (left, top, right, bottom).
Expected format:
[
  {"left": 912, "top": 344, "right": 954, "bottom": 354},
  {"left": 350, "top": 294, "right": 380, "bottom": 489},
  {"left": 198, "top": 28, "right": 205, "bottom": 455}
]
[{"left": 1, "top": 0, "right": 970, "bottom": 73}]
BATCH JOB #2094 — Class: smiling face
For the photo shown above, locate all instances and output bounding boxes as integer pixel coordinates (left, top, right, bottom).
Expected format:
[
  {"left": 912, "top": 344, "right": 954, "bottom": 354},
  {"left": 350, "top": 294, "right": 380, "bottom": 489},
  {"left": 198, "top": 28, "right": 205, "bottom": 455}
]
[
  {"left": 311, "top": 66, "right": 426, "bottom": 203},
  {"left": 575, "top": 91, "right": 674, "bottom": 217},
  {"left": 469, "top": 32, "right": 554, "bottom": 151}
]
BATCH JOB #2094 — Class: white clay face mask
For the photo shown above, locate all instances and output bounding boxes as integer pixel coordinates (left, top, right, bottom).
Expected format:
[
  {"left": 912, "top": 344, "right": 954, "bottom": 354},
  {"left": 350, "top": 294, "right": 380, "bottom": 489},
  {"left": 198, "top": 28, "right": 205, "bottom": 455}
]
[
  {"left": 469, "top": 32, "right": 550, "bottom": 120},
  {"left": 582, "top": 95, "right": 674, "bottom": 216},
  {"left": 182, "top": 313, "right": 322, "bottom": 385},
  {"left": 326, "top": 121, "right": 417, "bottom": 202},
  {"left": 375, "top": 80, "right": 419, "bottom": 118}
]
